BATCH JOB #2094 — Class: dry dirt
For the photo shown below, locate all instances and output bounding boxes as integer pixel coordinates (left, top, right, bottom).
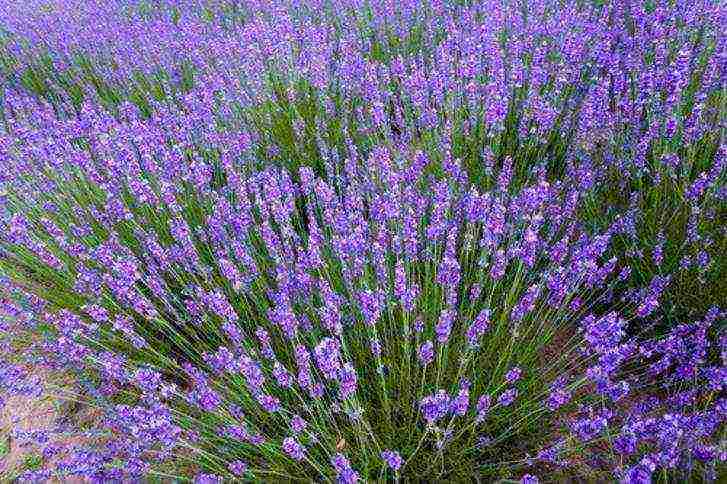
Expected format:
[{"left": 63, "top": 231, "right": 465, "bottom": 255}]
[
  {"left": 0, "top": 359, "right": 96, "bottom": 483},
  {"left": 0, "top": 292, "right": 95, "bottom": 482}
]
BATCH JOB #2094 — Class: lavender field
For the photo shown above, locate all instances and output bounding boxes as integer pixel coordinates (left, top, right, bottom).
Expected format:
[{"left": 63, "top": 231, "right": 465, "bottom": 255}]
[{"left": 0, "top": 0, "right": 724, "bottom": 482}]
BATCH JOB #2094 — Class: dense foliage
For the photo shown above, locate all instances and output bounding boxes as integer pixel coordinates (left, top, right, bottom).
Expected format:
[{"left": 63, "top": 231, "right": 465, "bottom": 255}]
[{"left": 0, "top": 0, "right": 724, "bottom": 482}]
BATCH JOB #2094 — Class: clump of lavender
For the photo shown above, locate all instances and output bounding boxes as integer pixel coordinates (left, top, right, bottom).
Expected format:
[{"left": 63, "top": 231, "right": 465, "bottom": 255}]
[
  {"left": 0, "top": 0, "right": 724, "bottom": 482},
  {"left": 550, "top": 307, "right": 727, "bottom": 483}
]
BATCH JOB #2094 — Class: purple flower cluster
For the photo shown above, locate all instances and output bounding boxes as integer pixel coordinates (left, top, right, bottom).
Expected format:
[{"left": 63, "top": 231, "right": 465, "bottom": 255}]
[
  {"left": 419, "top": 390, "right": 451, "bottom": 425},
  {"left": 466, "top": 309, "right": 490, "bottom": 347},
  {"left": 282, "top": 436, "right": 305, "bottom": 461},
  {"left": 314, "top": 337, "right": 342, "bottom": 380},
  {"left": 381, "top": 449, "right": 403, "bottom": 472},
  {"left": 418, "top": 340, "right": 435, "bottom": 366},
  {"left": 331, "top": 453, "right": 359, "bottom": 483}
]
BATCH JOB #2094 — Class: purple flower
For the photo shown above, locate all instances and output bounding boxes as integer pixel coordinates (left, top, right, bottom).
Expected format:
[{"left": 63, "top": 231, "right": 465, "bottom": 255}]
[
  {"left": 381, "top": 449, "right": 403, "bottom": 472},
  {"left": 466, "top": 309, "right": 490, "bottom": 347},
  {"left": 273, "top": 362, "right": 293, "bottom": 388},
  {"left": 194, "top": 474, "right": 222, "bottom": 484},
  {"left": 308, "top": 381, "right": 325, "bottom": 400},
  {"left": 636, "top": 276, "right": 670, "bottom": 318},
  {"left": 418, "top": 340, "right": 435, "bottom": 366},
  {"left": 435, "top": 309, "right": 454, "bottom": 343},
  {"left": 315, "top": 337, "right": 342, "bottom": 379},
  {"left": 451, "top": 379, "right": 471, "bottom": 416},
  {"left": 257, "top": 393, "right": 280, "bottom": 413},
  {"left": 521, "top": 475, "right": 539, "bottom": 484},
  {"left": 331, "top": 453, "right": 359, "bottom": 483},
  {"left": 282, "top": 437, "right": 305, "bottom": 461},
  {"left": 505, "top": 367, "right": 522, "bottom": 384},
  {"left": 358, "top": 289, "right": 382, "bottom": 326},
  {"left": 536, "top": 440, "right": 567, "bottom": 465},
  {"left": 547, "top": 383, "right": 572, "bottom": 411},
  {"left": 614, "top": 433, "right": 637, "bottom": 456},
  {"left": 420, "top": 390, "right": 450, "bottom": 425},
  {"left": 511, "top": 284, "right": 540, "bottom": 322},
  {"left": 621, "top": 464, "right": 653, "bottom": 484},
  {"left": 338, "top": 363, "right": 358, "bottom": 400},
  {"left": 228, "top": 460, "right": 247, "bottom": 477},
  {"left": 571, "top": 408, "right": 612, "bottom": 441},
  {"left": 290, "top": 414, "right": 307, "bottom": 433},
  {"left": 583, "top": 312, "right": 626, "bottom": 353},
  {"left": 497, "top": 388, "right": 518, "bottom": 407},
  {"left": 370, "top": 338, "right": 382, "bottom": 357},
  {"left": 475, "top": 394, "right": 492, "bottom": 423},
  {"left": 652, "top": 244, "right": 664, "bottom": 267}
]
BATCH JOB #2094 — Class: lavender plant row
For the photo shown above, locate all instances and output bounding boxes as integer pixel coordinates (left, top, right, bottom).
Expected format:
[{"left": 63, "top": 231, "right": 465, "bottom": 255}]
[{"left": 0, "top": 0, "right": 724, "bottom": 482}]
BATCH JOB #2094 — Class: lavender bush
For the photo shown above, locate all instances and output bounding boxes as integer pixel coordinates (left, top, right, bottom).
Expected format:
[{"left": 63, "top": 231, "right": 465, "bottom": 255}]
[{"left": 0, "top": 0, "right": 724, "bottom": 482}]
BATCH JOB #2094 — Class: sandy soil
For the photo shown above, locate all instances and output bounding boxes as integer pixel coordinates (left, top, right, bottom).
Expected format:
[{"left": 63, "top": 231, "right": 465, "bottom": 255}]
[{"left": 0, "top": 360, "right": 95, "bottom": 482}]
